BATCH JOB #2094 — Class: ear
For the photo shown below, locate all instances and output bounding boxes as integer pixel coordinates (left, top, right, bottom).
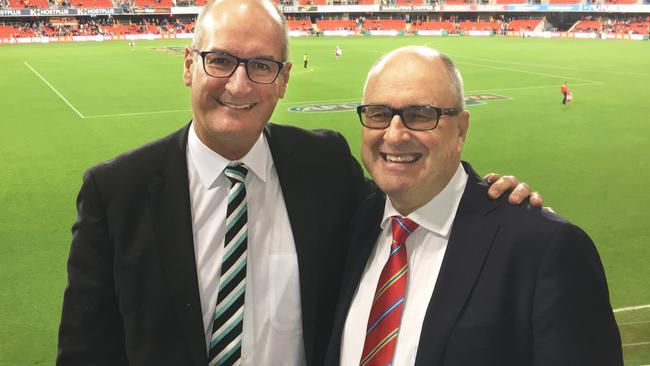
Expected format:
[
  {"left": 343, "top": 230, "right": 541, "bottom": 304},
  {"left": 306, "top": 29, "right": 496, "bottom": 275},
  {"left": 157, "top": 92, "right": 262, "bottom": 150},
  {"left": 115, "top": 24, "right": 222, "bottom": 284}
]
[
  {"left": 277, "top": 62, "right": 292, "bottom": 99},
  {"left": 456, "top": 110, "right": 470, "bottom": 151},
  {"left": 183, "top": 47, "right": 194, "bottom": 87}
]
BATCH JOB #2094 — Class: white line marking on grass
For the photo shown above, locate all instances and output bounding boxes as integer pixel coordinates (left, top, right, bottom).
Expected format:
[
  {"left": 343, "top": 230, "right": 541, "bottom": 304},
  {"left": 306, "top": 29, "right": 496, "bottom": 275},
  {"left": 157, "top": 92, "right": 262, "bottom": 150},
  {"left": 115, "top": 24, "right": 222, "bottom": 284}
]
[
  {"left": 618, "top": 320, "right": 650, "bottom": 326},
  {"left": 84, "top": 109, "right": 191, "bottom": 119},
  {"left": 466, "top": 82, "right": 599, "bottom": 94},
  {"left": 455, "top": 60, "right": 604, "bottom": 85},
  {"left": 24, "top": 62, "right": 85, "bottom": 119},
  {"left": 451, "top": 54, "right": 650, "bottom": 77},
  {"left": 623, "top": 341, "right": 650, "bottom": 347},
  {"left": 614, "top": 304, "right": 650, "bottom": 313}
]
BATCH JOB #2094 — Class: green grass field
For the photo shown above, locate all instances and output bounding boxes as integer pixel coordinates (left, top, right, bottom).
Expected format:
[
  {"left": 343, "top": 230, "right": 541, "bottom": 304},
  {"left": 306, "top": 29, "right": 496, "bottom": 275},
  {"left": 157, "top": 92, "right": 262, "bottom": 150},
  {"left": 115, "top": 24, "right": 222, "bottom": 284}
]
[{"left": 1, "top": 35, "right": 649, "bottom": 365}]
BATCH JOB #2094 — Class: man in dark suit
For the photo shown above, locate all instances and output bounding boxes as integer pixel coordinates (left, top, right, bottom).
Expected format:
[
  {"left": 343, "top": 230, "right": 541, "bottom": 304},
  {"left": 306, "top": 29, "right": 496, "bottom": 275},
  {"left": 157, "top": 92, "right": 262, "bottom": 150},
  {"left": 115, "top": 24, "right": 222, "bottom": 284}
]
[
  {"left": 325, "top": 46, "right": 622, "bottom": 366},
  {"left": 57, "top": 2, "right": 539, "bottom": 366}
]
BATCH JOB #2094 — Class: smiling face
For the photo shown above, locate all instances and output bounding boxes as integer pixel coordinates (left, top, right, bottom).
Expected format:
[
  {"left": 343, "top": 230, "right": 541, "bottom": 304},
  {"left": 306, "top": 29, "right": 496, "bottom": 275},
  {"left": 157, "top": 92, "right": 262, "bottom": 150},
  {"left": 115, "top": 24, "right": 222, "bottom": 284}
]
[
  {"left": 183, "top": 0, "right": 291, "bottom": 160},
  {"left": 361, "top": 47, "right": 470, "bottom": 215}
]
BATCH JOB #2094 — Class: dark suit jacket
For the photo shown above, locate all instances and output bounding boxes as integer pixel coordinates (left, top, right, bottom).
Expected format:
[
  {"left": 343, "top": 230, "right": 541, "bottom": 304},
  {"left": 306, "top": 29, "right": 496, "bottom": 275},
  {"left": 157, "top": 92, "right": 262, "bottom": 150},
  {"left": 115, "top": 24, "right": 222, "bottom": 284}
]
[
  {"left": 325, "top": 162, "right": 622, "bottom": 366},
  {"left": 58, "top": 123, "right": 371, "bottom": 366}
]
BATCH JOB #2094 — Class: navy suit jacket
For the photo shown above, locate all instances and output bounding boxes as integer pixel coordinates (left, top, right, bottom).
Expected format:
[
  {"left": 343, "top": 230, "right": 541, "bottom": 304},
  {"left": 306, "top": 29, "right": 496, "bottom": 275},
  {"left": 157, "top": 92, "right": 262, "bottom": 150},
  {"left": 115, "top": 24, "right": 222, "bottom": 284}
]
[
  {"left": 325, "top": 162, "right": 622, "bottom": 366},
  {"left": 58, "top": 123, "right": 371, "bottom": 366}
]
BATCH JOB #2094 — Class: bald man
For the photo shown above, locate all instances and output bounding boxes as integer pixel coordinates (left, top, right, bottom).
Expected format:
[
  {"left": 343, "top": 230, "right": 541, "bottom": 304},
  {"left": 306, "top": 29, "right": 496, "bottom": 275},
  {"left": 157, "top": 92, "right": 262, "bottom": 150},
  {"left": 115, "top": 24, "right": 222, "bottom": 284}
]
[
  {"left": 325, "top": 46, "right": 622, "bottom": 366},
  {"left": 57, "top": 2, "right": 540, "bottom": 365}
]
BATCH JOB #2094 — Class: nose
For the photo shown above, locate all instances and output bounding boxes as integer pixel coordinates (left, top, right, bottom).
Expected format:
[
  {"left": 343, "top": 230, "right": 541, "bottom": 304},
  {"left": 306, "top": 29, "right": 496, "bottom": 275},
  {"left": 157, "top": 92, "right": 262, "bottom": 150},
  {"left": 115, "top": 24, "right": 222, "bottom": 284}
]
[
  {"left": 383, "top": 115, "right": 411, "bottom": 143},
  {"left": 225, "top": 62, "right": 253, "bottom": 94}
]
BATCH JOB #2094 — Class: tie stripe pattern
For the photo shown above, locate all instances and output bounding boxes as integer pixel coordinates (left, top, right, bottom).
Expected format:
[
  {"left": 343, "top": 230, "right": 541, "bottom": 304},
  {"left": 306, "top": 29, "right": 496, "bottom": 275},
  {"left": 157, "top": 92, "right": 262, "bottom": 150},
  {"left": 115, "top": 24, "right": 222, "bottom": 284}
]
[
  {"left": 359, "top": 216, "right": 418, "bottom": 366},
  {"left": 209, "top": 164, "right": 249, "bottom": 366}
]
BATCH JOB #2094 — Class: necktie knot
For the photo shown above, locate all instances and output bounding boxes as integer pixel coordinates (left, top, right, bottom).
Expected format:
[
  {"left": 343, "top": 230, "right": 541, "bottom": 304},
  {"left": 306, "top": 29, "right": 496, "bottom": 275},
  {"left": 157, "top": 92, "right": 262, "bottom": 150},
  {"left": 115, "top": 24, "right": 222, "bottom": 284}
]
[
  {"left": 225, "top": 163, "right": 248, "bottom": 185},
  {"left": 391, "top": 216, "right": 418, "bottom": 246}
]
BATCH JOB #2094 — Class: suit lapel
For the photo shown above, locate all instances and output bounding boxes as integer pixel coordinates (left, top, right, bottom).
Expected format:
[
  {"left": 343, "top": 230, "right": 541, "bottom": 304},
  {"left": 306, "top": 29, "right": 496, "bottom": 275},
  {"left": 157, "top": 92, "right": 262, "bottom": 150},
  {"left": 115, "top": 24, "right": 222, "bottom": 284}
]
[
  {"left": 414, "top": 164, "right": 501, "bottom": 366},
  {"left": 148, "top": 124, "right": 207, "bottom": 366},
  {"left": 264, "top": 124, "right": 321, "bottom": 361},
  {"left": 326, "top": 192, "right": 385, "bottom": 364}
]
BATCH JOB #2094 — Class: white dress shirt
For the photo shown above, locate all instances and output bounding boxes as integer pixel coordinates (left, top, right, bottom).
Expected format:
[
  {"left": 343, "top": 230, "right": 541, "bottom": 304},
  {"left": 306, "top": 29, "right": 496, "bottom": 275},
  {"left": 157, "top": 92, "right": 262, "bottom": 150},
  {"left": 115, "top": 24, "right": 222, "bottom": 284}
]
[
  {"left": 341, "top": 163, "right": 468, "bottom": 366},
  {"left": 186, "top": 125, "right": 306, "bottom": 366}
]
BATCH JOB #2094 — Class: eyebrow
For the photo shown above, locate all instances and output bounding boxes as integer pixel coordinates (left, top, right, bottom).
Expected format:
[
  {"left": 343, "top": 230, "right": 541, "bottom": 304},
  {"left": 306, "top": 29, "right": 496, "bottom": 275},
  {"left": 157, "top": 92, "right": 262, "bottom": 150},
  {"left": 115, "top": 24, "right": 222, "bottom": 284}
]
[{"left": 203, "top": 48, "right": 280, "bottom": 62}]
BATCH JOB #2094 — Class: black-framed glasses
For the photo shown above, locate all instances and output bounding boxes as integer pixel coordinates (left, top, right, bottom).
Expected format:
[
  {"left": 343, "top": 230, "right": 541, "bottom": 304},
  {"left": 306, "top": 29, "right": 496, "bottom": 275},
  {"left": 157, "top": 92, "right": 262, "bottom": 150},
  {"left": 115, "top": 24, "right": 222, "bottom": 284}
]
[
  {"left": 193, "top": 49, "right": 286, "bottom": 84},
  {"left": 357, "top": 104, "right": 462, "bottom": 131}
]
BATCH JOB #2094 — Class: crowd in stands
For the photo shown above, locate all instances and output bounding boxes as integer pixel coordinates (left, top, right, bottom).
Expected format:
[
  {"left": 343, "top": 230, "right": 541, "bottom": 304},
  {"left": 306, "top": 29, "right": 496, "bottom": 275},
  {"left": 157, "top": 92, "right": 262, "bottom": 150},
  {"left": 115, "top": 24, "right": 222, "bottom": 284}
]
[
  {"left": 0, "top": 16, "right": 193, "bottom": 37},
  {"left": 574, "top": 15, "right": 650, "bottom": 33},
  {"left": 1, "top": 15, "right": 649, "bottom": 37}
]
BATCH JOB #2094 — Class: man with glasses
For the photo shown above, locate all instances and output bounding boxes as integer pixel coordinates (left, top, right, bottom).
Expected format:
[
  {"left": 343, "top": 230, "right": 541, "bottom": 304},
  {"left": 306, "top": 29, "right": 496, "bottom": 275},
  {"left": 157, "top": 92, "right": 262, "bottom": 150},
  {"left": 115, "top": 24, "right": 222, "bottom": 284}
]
[
  {"left": 325, "top": 46, "right": 622, "bottom": 366},
  {"left": 57, "top": 1, "right": 541, "bottom": 366}
]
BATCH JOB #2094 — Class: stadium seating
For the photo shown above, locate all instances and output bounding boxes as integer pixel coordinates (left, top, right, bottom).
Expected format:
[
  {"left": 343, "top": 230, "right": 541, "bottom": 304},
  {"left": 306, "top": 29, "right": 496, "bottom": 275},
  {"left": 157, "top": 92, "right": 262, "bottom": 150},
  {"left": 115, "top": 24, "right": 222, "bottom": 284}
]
[
  {"left": 548, "top": 0, "right": 582, "bottom": 4},
  {"left": 288, "top": 19, "right": 312, "bottom": 31},
  {"left": 413, "top": 21, "right": 455, "bottom": 32},
  {"left": 7, "top": 0, "right": 49, "bottom": 8},
  {"left": 363, "top": 19, "right": 406, "bottom": 31},
  {"left": 132, "top": 0, "right": 173, "bottom": 7},
  {"left": 603, "top": 0, "right": 640, "bottom": 3},
  {"left": 573, "top": 20, "right": 601, "bottom": 32},
  {"left": 443, "top": 0, "right": 469, "bottom": 4},
  {"left": 458, "top": 20, "right": 499, "bottom": 31},
  {"left": 298, "top": 0, "right": 326, "bottom": 5},
  {"left": 395, "top": 0, "right": 427, "bottom": 4},
  {"left": 316, "top": 19, "right": 356, "bottom": 31},
  {"left": 508, "top": 19, "right": 541, "bottom": 31},
  {"left": 68, "top": 0, "right": 113, "bottom": 7},
  {"left": 495, "top": 0, "right": 527, "bottom": 4}
]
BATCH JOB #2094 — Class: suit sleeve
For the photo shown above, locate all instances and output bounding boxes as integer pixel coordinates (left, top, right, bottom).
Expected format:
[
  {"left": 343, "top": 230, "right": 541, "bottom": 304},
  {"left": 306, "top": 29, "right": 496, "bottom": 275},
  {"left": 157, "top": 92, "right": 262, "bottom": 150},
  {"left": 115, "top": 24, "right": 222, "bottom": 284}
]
[
  {"left": 335, "top": 131, "right": 374, "bottom": 208},
  {"left": 532, "top": 224, "right": 623, "bottom": 366},
  {"left": 57, "top": 169, "right": 128, "bottom": 366}
]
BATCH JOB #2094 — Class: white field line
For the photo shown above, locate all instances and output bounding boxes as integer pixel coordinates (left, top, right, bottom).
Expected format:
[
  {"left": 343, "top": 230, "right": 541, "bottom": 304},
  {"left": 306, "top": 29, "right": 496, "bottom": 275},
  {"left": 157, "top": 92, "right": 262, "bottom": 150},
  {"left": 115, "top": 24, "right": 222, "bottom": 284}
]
[
  {"left": 614, "top": 304, "right": 650, "bottom": 313},
  {"left": 84, "top": 109, "right": 191, "bottom": 119},
  {"left": 24, "top": 62, "right": 85, "bottom": 119},
  {"left": 455, "top": 60, "right": 604, "bottom": 85},
  {"left": 451, "top": 54, "right": 650, "bottom": 77},
  {"left": 618, "top": 320, "right": 650, "bottom": 326},
  {"left": 466, "top": 82, "right": 599, "bottom": 94},
  {"left": 623, "top": 341, "right": 650, "bottom": 347}
]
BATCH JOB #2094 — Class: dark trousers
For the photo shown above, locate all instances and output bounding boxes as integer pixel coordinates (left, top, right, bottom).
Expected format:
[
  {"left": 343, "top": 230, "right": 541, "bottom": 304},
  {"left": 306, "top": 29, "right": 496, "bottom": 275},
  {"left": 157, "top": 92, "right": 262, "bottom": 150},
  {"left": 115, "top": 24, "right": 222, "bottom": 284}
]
[{"left": 562, "top": 92, "right": 568, "bottom": 104}]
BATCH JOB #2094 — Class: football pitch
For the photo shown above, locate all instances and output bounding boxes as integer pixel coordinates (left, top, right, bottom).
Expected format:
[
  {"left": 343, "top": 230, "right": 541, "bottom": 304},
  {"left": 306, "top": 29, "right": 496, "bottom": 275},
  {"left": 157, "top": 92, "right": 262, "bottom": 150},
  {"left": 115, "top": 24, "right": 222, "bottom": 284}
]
[{"left": 1, "top": 35, "right": 649, "bottom": 365}]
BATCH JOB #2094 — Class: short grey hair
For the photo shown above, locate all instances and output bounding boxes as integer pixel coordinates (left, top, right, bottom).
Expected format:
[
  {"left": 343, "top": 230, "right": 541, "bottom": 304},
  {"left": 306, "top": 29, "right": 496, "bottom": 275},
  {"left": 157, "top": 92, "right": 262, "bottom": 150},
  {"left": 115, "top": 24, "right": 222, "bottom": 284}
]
[{"left": 192, "top": 0, "right": 290, "bottom": 61}]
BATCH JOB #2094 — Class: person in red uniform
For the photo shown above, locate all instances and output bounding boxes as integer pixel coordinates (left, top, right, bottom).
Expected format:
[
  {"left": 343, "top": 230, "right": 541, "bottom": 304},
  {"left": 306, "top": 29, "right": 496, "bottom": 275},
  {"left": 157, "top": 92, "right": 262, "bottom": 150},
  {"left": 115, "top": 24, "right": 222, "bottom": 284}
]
[{"left": 561, "top": 81, "right": 570, "bottom": 105}]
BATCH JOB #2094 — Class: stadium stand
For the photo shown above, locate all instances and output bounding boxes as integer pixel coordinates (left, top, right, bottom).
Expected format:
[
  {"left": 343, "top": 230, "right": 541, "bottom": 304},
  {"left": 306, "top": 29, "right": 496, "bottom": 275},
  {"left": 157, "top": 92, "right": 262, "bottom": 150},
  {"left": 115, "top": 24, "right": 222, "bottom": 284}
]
[
  {"left": 495, "top": 0, "right": 527, "bottom": 4},
  {"left": 508, "top": 19, "right": 542, "bottom": 31},
  {"left": 573, "top": 19, "right": 601, "bottom": 32},
  {"left": 548, "top": 0, "right": 582, "bottom": 4},
  {"left": 412, "top": 20, "right": 456, "bottom": 32},
  {"left": 298, "top": 0, "right": 326, "bottom": 5},
  {"left": 458, "top": 20, "right": 499, "bottom": 31},
  {"left": 68, "top": 0, "right": 113, "bottom": 8},
  {"left": 7, "top": 0, "right": 49, "bottom": 8},
  {"left": 316, "top": 19, "right": 356, "bottom": 31},
  {"left": 287, "top": 19, "right": 312, "bottom": 31},
  {"left": 363, "top": 19, "right": 406, "bottom": 30},
  {"left": 132, "top": 0, "right": 173, "bottom": 8}
]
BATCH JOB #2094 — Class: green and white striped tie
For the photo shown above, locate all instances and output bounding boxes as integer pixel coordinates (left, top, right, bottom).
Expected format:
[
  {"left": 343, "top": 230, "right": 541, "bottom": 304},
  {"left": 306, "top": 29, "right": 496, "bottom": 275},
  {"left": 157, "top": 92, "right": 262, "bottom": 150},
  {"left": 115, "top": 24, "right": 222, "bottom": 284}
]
[{"left": 209, "top": 163, "right": 249, "bottom": 366}]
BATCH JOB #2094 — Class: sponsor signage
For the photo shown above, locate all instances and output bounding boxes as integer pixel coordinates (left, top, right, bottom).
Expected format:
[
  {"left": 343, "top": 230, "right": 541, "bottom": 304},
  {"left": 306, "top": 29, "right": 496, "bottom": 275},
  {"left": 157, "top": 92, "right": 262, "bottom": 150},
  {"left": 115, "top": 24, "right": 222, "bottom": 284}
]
[
  {"left": 381, "top": 4, "right": 434, "bottom": 12},
  {"left": 0, "top": 7, "right": 122, "bottom": 17},
  {"left": 288, "top": 95, "right": 510, "bottom": 113},
  {"left": 289, "top": 102, "right": 360, "bottom": 113}
]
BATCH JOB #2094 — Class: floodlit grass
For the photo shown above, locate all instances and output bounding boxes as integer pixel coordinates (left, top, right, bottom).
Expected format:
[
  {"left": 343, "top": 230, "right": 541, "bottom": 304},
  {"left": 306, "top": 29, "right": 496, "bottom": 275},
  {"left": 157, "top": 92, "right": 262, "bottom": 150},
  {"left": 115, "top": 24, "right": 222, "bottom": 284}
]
[{"left": 1, "top": 36, "right": 649, "bottom": 365}]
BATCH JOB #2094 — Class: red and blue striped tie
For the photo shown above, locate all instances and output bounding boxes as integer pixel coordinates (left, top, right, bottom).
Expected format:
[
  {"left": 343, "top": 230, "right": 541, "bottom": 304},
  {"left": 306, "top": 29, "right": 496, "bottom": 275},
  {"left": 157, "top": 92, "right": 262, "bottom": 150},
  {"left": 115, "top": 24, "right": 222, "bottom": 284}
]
[{"left": 360, "top": 216, "right": 418, "bottom": 366}]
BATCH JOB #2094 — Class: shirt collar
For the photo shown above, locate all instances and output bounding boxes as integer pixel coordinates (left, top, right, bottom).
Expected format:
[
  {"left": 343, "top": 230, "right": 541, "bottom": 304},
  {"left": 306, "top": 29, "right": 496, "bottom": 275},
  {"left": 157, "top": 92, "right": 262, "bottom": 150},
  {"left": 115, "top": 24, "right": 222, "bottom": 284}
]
[
  {"left": 381, "top": 163, "right": 468, "bottom": 239},
  {"left": 187, "top": 123, "right": 269, "bottom": 188}
]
